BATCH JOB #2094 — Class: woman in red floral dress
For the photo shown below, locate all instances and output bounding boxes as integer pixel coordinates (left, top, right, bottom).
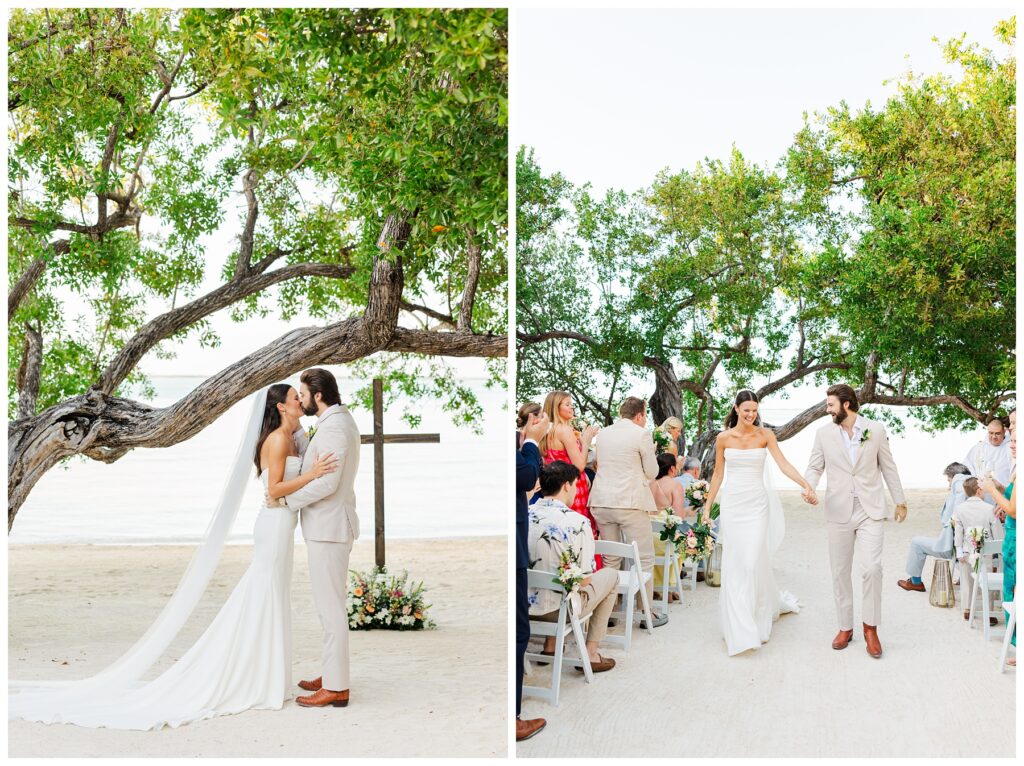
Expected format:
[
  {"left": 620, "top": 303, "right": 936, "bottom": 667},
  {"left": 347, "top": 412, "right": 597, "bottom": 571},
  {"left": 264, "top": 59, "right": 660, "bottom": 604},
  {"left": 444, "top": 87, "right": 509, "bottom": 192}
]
[{"left": 540, "top": 390, "right": 603, "bottom": 569}]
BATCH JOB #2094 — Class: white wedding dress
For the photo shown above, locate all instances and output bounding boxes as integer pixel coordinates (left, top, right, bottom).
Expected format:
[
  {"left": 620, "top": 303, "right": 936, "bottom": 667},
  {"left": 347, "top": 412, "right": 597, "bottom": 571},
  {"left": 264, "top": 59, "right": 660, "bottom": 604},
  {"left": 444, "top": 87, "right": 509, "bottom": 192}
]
[
  {"left": 9, "top": 448, "right": 300, "bottom": 730},
  {"left": 718, "top": 448, "right": 800, "bottom": 656}
]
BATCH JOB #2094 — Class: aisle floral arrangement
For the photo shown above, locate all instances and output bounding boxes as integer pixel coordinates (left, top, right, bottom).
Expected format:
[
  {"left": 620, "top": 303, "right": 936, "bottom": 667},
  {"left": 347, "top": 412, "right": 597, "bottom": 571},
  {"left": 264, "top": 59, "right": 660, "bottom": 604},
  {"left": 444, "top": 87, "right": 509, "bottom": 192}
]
[
  {"left": 553, "top": 547, "right": 586, "bottom": 597},
  {"left": 347, "top": 566, "right": 436, "bottom": 630},
  {"left": 966, "top": 526, "right": 990, "bottom": 573}
]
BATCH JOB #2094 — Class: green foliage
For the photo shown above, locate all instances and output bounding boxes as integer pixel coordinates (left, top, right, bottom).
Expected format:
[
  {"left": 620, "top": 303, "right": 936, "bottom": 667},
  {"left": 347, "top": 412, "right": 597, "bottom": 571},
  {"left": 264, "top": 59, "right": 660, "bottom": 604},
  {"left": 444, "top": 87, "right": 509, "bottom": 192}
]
[
  {"left": 518, "top": 18, "right": 1015, "bottom": 438},
  {"left": 787, "top": 16, "right": 1015, "bottom": 430},
  {"left": 8, "top": 8, "right": 507, "bottom": 420}
]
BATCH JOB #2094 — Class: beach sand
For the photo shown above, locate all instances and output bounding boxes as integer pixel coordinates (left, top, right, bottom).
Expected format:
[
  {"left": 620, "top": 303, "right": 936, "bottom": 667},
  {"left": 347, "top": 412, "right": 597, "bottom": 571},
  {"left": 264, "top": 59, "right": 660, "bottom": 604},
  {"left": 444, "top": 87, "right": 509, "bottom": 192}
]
[
  {"left": 518, "top": 490, "right": 1016, "bottom": 758},
  {"left": 9, "top": 536, "right": 506, "bottom": 758}
]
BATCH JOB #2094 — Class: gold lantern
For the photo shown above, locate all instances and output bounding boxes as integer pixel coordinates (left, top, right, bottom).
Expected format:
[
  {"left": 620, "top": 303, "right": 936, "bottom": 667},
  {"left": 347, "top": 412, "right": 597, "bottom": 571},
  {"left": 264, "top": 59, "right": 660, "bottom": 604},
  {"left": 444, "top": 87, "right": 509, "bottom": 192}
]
[
  {"left": 706, "top": 543, "right": 723, "bottom": 587},
  {"left": 928, "top": 559, "right": 956, "bottom": 608}
]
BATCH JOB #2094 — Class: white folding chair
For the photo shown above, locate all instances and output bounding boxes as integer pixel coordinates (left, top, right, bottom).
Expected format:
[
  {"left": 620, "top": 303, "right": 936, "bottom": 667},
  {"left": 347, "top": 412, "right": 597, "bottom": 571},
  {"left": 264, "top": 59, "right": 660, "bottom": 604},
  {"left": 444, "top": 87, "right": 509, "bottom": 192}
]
[
  {"left": 522, "top": 569, "right": 595, "bottom": 706},
  {"left": 968, "top": 539, "right": 1004, "bottom": 641},
  {"left": 998, "top": 593, "right": 1015, "bottom": 673},
  {"left": 650, "top": 519, "right": 685, "bottom": 611},
  {"left": 595, "top": 539, "right": 653, "bottom": 652}
]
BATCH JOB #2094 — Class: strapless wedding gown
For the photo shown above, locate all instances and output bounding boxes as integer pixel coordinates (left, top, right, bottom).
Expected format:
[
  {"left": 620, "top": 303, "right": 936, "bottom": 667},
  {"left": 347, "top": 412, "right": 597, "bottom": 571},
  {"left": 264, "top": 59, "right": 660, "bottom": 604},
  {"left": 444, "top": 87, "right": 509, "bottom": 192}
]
[
  {"left": 718, "top": 448, "right": 799, "bottom": 656},
  {"left": 9, "top": 457, "right": 300, "bottom": 729}
]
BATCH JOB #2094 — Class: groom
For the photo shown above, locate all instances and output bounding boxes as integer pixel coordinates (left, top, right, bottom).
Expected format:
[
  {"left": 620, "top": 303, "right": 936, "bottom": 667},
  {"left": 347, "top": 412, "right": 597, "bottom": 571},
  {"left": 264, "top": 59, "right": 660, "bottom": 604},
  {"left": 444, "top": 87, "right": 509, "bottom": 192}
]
[
  {"left": 803, "top": 384, "right": 908, "bottom": 659},
  {"left": 282, "top": 367, "right": 361, "bottom": 707}
]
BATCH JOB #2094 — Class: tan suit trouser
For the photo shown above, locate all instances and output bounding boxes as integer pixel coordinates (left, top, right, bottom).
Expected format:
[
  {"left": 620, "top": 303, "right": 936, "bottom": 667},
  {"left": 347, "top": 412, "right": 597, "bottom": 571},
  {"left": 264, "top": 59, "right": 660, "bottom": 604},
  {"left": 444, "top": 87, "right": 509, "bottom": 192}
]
[
  {"left": 827, "top": 499, "right": 884, "bottom": 629},
  {"left": 591, "top": 506, "right": 655, "bottom": 609},
  {"left": 306, "top": 539, "right": 353, "bottom": 691},
  {"left": 537, "top": 567, "right": 618, "bottom": 644}
]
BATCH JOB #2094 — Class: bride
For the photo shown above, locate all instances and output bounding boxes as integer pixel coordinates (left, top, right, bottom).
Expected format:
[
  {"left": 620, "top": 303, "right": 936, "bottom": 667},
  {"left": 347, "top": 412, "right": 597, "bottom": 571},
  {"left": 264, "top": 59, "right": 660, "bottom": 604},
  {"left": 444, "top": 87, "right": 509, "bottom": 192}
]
[
  {"left": 9, "top": 384, "right": 337, "bottom": 730},
  {"left": 701, "top": 389, "right": 816, "bottom": 656}
]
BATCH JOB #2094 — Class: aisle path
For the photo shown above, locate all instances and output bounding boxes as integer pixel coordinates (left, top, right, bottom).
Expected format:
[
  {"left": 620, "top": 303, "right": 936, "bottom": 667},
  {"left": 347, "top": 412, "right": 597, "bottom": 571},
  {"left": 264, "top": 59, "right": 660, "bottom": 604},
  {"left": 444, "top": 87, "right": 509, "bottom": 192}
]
[{"left": 518, "top": 490, "right": 1015, "bottom": 757}]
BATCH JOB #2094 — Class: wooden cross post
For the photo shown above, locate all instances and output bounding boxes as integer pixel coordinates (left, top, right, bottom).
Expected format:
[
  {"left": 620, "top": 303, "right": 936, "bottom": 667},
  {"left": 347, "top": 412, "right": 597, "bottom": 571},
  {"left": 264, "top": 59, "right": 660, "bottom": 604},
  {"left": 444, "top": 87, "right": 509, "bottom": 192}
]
[{"left": 360, "top": 378, "right": 440, "bottom": 568}]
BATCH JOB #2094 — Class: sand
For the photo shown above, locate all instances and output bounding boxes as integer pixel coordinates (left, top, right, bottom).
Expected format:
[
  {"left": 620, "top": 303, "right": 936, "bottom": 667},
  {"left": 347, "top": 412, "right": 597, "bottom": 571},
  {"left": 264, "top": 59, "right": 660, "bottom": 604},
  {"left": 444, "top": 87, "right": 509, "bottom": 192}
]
[
  {"left": 518, "top": 490, "right": 1016, "bottom": 758},
  {"left": 8, "top": 536, "right": 506, "bottom": 758}
]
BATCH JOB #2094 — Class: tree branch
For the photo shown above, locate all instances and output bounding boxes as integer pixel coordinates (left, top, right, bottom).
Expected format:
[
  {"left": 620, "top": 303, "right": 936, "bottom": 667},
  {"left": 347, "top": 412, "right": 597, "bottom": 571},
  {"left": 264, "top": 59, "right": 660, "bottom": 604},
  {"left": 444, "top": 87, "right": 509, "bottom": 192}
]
[
  {"left": 517, "top": 329, "right": 599, "bottom": 347},
  {"left": 756, "top": 361, "right": 851, "bottom": 400},
  {"left": 236, "top": 169, "right": 260, "bottom": 277},
  {"left": 457, "top": 227, "right": 482, "bottom": 331},
  {"left": 401, "top": 299, "right": 455, "bottom": 327},
  {"left": 95, "top": 261, "right": 356, "bottom": 394},
  {"left": 383, "top": 328, "right": 506, "bottom": 358},
  {"left": 15, "top": 323, "right": 43, "bottom": 420}
]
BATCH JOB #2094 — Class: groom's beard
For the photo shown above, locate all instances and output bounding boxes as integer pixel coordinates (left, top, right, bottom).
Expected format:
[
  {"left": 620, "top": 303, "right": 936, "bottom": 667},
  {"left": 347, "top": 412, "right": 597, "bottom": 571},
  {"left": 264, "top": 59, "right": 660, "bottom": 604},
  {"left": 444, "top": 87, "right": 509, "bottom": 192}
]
[
  {"left": 302, "top": 402, "right": 319, "bottom": 417},
  {"left": 831, "top": 409, "right": 848, "bottom": 425}
]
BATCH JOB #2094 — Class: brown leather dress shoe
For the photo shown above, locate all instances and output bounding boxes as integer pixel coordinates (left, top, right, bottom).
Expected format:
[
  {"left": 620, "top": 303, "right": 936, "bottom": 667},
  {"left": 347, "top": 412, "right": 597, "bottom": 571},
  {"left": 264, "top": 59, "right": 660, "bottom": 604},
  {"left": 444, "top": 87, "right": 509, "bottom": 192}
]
[
  {"left": 516, "top": 717, "right": 546, "bottom": 742},
  {"left": 298, "top": 676, "right": 322, "bottom": 692},
  {"left": 296, "top": 688, "right": 349, "bottom": 707},
  {"left": 897, "top": 578, "right": 925, "bottom": 592},
  {"left": 832, "top": 629, "right": 854, "bottom": 650},
  {"left": 863, "top": 623, "right": 882, "bottom": 658},
  {"left": 576, "top": 655, "right": 616, "bottom": 673}
]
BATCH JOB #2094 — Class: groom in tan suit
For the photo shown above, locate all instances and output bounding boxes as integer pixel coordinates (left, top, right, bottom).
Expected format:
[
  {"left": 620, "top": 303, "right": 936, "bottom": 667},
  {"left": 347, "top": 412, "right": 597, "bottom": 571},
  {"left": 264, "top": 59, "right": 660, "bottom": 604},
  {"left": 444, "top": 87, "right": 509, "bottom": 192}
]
[
  {"left": 283, "top": 368, "right": 361, "bottom": 707},
  {"left": 589, "top": 396, "right": 665, "bottom": 626},
  {"left": 804, "top": 384, "right": 907, "bottom": 658}
]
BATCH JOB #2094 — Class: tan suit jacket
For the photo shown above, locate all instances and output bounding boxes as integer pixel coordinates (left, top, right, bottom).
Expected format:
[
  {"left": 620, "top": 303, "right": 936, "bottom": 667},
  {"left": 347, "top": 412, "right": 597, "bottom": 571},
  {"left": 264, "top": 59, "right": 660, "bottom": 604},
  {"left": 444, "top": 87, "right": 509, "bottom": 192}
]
[
  {"left": 284, "top": 404, "right": 361, "bottom": 543},
  {"left": 589, "top": 418, "right": 659, "bottom": 512},
  {"left": 804, "top": 416, "right": 906, "bottom": 524}
]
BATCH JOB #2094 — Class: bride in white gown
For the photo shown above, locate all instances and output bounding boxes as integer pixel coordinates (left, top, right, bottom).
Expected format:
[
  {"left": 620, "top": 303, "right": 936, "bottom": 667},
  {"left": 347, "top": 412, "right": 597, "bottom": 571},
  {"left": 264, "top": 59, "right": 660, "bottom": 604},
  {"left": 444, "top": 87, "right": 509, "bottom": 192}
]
[
  {"left": 9, "top": 384, "right": 337, "bottom": 730},
  {"left": 701, "top": 390, "right": 818, "bottom": 656}
]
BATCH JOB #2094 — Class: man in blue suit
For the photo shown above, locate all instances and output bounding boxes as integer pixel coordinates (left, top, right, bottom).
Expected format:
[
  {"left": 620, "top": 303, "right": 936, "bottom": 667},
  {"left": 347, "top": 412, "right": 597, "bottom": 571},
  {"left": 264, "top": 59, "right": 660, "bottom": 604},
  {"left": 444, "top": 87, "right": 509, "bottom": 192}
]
[{"left": 516, "top": 412, "right": 548, "bottom": 742}]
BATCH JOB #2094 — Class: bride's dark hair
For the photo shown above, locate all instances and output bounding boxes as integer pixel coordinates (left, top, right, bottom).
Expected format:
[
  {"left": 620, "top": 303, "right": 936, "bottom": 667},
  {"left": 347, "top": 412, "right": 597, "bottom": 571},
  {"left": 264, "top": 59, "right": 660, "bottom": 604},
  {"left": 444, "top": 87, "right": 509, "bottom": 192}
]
[
  {"left": 725, "top": 389, "right": 761, "bottom": 429},
  {"left": 255, "top": 383, "right": 293, "bottom": 475}
]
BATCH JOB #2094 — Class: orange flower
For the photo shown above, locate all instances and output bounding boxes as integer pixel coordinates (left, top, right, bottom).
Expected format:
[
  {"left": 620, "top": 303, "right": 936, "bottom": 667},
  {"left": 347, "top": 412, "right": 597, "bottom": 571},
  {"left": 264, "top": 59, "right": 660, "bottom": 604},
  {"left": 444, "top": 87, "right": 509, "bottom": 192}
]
[
  {"left": 354, "top": 587, "right": 363, "bottom": 597},
  {"left": 365, "top": 604, "right": 375, "bottom": 613},
  {"left": 431, "top": 225, "right": 447, "bottom": 233},
  {"left": 414, "top": 612, "right": 423, "bottom": 620}
]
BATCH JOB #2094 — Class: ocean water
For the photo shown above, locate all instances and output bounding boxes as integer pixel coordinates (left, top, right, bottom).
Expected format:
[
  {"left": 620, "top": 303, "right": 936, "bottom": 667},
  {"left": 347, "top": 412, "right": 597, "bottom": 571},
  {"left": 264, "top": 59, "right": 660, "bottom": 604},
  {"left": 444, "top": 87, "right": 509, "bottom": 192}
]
[{"left": 10, "top": 375, "right": 508, "bottom": 544}]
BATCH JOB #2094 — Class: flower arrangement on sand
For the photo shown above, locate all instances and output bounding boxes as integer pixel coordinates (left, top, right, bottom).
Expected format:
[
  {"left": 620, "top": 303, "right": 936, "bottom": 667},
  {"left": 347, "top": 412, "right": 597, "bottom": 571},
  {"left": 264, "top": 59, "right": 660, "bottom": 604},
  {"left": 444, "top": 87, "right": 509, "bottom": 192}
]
[{"left": 347, "top": 566, "right": 436, "bottom": 630}]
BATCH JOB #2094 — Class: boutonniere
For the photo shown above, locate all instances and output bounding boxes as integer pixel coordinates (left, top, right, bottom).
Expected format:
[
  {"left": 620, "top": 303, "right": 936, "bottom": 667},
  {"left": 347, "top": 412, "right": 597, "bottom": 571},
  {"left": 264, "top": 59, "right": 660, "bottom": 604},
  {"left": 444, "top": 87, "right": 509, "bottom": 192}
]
[
  {"left": 859, "top": 429, "right": 871, "bottom": 444},
  {"left": 307, "top": 426, "right": 318, "bottom": 440}
]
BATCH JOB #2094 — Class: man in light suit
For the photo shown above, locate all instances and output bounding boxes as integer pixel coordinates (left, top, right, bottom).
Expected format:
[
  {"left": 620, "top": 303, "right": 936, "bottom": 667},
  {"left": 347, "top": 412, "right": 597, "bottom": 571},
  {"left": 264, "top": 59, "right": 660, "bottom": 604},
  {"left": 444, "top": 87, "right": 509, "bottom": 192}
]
[
  {"left": 281, "top": 368, "right": 361, "bottom": 708},
  {"left": 589, "top": 396, "right": 665, "bottom": 627},
  {"left": 804, "top": 384, "right": 908, "bottom": 658}
]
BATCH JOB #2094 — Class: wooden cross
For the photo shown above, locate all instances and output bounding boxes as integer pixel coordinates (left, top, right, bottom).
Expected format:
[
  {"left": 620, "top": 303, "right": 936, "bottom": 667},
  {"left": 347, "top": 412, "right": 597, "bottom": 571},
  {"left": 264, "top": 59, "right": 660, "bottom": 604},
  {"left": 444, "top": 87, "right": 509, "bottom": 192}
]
[{"left": 359, "top": 378, "right": 440, "bottom": 568}]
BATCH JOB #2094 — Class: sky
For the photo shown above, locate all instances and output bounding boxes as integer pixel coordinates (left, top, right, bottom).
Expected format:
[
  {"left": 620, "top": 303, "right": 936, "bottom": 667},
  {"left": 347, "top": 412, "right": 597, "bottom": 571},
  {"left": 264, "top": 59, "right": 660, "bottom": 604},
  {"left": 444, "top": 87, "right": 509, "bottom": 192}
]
[{"left": 515, "top": 8, "right": 1011, "bottom": 194}]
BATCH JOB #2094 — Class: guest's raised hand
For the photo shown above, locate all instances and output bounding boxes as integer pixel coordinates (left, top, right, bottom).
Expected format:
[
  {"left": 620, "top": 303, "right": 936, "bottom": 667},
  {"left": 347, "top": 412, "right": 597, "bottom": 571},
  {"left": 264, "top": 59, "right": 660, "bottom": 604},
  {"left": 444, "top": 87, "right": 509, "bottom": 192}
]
[
  {"left": 523, "top": 412, "right": 550, "bottom": 443},
  {"left": 582, "top": 423, "right": 601, "bottom": 441}
]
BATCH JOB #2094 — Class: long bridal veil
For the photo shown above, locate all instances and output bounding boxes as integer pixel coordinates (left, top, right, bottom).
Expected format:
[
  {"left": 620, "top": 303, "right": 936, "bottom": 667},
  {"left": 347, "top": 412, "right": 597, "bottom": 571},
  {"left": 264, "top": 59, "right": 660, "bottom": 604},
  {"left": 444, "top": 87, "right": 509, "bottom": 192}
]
[
  {"left": 9, "top": 388, "right": 269, "bottom": 721},
  {"left": 763, "top": 456, "right": 800, "bottom": 615}
]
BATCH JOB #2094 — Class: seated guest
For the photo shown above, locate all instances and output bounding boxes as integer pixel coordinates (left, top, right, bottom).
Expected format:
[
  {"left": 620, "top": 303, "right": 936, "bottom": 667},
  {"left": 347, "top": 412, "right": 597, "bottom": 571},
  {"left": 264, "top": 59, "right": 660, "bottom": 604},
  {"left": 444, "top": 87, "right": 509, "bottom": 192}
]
[
  {"left": 964, "top": 416, "right": 1014, "bottom": 499},
  {"left": 952, "top": 476, "right": 1001, "bottom": 622},
  {"left": 649, "top": 453, "right": 688, "bottom": 516},
  {"left": 674, "top": 456, "right": 702, "bottom": 488},
  {"left": 897, "top": 462, "right": 971, "bottom": 592},
  {"left": 528, "top": 461, "right": 618, "bottom": 673},
  {"left": 649, "top": 453, "right": 691, "bottom": 600}
]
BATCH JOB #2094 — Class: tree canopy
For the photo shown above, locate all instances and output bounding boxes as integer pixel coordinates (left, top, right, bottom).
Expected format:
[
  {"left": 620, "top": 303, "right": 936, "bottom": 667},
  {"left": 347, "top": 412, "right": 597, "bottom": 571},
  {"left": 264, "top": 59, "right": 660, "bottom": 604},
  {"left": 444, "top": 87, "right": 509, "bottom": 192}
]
[
  {"left": 517, "top": 18, "right": 1015, "bottom": 459},
  {"left": 8, "top": 7, "right": 507, "bottom": 528}
]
